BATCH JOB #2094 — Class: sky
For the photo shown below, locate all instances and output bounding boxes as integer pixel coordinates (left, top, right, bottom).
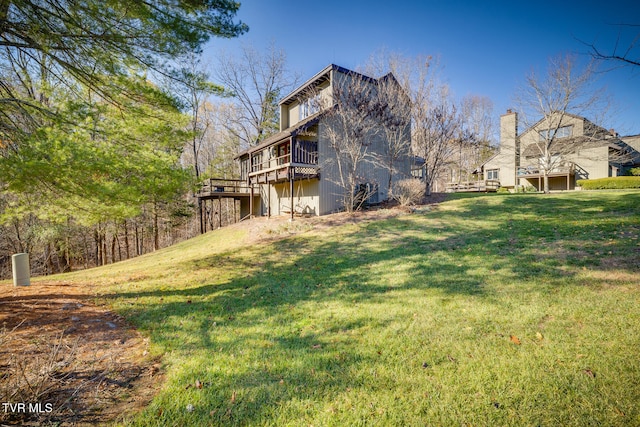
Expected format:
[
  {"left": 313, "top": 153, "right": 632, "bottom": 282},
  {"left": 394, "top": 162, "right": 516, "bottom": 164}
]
[{"left": 204, "top": 0, "right": 640, "bottom": 138}]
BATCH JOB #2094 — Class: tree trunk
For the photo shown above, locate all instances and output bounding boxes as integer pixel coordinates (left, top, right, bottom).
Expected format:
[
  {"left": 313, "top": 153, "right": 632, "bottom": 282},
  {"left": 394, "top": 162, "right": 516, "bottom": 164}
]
[
  {"left": 153, "top": 203, "right": 160, "bottom": 251},
  {"left": 110, "top": 233, "right": 116, "bottom": 264},
  {"left": 424, "top": 169, "right": 432, "bottom": 197},
  {"left": 82, "top": 232, "right": 89, "bottom": 269},
  {"left": 124, "top": 220, "right": 130, "bottom": 260},
  {"left": 135, "top": 224, "right": 140, "bottom": 256},
  {"left": 101, "top": 233, "right": 107, "bottom": 266},
  {"left": 387, "top": 158, "right": 394, "bottom": 198},
  {"left": 94, "top": 228, "right": 101, "bottom": 266},
  {"left": 543, "top": 172, "right": 550, "bottom": 194}
]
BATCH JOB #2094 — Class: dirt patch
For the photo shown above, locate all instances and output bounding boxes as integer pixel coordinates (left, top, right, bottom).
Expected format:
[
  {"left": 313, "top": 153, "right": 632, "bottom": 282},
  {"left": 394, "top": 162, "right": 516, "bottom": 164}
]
[
  {"left": 235, "top": 198, "right": 447, "bottom": 243},
  {"left": 0, "top": 282, "right": 162, "bottom": 426}
]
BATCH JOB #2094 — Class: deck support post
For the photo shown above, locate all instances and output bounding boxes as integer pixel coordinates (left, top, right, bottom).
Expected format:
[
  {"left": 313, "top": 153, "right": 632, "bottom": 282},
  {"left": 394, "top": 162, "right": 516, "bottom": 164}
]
[
  {"left": 198, "top": 198, "right": 204, "bottom": 234},
  {"left": 290, "top": 170, "right": 294, "bottom": 221},
  {"left": 218, "top": 196, "right": 222, "bottom": 229},
  {"left": 250, "top": 185, "right": 254, "bottom": 219}
]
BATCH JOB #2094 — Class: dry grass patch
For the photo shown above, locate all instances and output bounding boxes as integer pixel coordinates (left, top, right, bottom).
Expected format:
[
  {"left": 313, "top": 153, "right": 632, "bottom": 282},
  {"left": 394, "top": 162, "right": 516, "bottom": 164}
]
[{"left": 0, "top": 283, "right": 161, "bottom": 426}]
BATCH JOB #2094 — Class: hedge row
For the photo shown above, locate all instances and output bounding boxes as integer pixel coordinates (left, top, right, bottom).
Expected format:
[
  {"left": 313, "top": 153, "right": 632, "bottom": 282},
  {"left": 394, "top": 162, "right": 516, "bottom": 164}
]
[{"left": 577, "top": 176, "right": 640, "bottom": 189}]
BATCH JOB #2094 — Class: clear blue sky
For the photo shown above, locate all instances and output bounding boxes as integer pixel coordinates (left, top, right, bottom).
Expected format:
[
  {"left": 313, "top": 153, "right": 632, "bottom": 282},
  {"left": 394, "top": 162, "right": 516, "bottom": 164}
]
[{"left": 205, "top": 0, "right": 640, "bottom": 137}]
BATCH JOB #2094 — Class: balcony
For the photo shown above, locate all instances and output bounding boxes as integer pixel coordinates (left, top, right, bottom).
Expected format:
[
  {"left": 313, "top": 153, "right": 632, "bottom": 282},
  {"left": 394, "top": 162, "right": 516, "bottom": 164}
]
[
  {"left": 517, "top": 162, "right": 575, "bottom": 178},
  {"left": 248, "top": 140, "right": 319, "bottom": 185}
]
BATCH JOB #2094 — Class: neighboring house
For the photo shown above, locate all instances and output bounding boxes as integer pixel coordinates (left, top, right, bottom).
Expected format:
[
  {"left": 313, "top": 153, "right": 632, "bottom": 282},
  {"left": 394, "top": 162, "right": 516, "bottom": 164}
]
[
  {"left": 479, "top": 110, "right": 640, "bottom": 191},
  {"left": 234, "top": 64, "right": 411, "bottom": 217}
]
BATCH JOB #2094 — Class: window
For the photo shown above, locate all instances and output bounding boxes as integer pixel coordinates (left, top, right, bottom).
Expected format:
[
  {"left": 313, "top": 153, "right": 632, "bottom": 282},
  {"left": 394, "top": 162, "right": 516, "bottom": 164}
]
[
  {"left": 539, "top": 126, "right": 572, "bottom": 141},
  {"left": 538, "top": 155, "right": 560, "bottom": 170},
  {"left": 487, "top": 169, "right": 499, "bottom": 180},
  {"left": 299, "top": 93, "right": 321, "bottom": 120},
  {"left": 251, "top": 152, "right": 263, "bottom": 172}
]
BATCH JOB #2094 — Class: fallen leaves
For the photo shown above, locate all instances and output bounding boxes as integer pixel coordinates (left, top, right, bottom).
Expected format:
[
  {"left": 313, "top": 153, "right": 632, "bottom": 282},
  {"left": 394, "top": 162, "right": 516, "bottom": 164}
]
[
  {"left": 185, "top": 379, "right": 208, "bottom": 390},
  {"left": 503, "top": 331, "right": 545, "bottom": 345}
]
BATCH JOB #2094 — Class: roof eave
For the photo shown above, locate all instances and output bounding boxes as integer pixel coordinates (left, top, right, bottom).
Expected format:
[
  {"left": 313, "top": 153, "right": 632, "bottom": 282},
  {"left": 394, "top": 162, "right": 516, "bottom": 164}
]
[{"left": 279, "top": 64, "right": 336, "bottom": 106}]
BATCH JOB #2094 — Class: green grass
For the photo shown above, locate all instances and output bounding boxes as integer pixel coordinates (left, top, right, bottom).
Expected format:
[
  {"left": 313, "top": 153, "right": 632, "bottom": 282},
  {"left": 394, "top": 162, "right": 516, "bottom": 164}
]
[{"left": 22, "top": 191, "right": 640, "bottom": 425}]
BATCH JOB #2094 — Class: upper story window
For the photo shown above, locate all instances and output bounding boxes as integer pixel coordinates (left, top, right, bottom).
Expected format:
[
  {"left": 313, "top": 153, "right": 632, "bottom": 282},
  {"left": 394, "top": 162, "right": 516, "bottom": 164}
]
[
  {"left": 539, "top": 125, "right": 572, "bottom": 141},
  {"left": 299, "top": 93, "right": 321, "bottom": 121}
]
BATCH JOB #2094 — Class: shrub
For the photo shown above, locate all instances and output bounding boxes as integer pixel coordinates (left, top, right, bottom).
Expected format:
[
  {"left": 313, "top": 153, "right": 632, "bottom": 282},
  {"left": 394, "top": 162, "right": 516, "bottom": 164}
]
[
  {"left": 629, "top": 167, "right": 640, "bottom": 176},
  {"left": 391, "top": 179, "right": 425, "bottom": 206},
  {"left": 577, "top": 176, "right": 640, "bottom": 190},
  {"left": 496, "top": 187, "right": 510, "bottom": 194}
]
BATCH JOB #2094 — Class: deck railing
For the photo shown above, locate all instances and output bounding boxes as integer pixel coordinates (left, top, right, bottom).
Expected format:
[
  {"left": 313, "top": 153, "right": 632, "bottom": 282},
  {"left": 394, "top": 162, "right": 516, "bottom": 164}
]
[
  {"left": 446, "top": 180, "right": 500, "bottom": 193},
  {"left": 250, "top": 141, "right": 318, "bottom": 174},
  {"left": 251, "top": 153, "right": 292, "bottom": 173},
  {"left": 517, "top": 163, "right": 575, "bottom": 177},
  {"left": 197, "top": 178, "right": 252, "bottom": 196}
]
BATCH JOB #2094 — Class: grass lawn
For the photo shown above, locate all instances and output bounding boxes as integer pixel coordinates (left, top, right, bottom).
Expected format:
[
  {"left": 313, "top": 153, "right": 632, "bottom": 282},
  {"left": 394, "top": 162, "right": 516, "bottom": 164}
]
[{"left": 38, "top": 191, "right": 640, "bottom": 425}]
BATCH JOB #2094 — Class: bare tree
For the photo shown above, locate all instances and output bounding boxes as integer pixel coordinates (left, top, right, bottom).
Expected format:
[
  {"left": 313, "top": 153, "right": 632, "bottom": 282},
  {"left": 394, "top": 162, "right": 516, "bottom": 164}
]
[
  {"left": 173, "top": 55, "right": 225, "bottom": 179},
  {"left": 455, "top": 95, "right": 495, "bottom": 183},
  {"left": 374, "top": 74, "right": 412, "bottom": 196},
  {"left": 359, "top": 52, "right": 414, "bottom": 195},
  {"left": 514, "top": 54, "right": 610, "bottom": 193},
  {"left": 585, "top": 23, "right": 640, "bottom": 68},
  {"left": 321, "top": 71, "right": 381, "bottom": 212},
  {"left": 214, "top": 43, "right": 298, "bottom": 146},
  {"left": 374, "top": 55, "right": 461, "bottom": 197},
  {"left": 412, "top": 81, "right": 460, "bottom": 197}
]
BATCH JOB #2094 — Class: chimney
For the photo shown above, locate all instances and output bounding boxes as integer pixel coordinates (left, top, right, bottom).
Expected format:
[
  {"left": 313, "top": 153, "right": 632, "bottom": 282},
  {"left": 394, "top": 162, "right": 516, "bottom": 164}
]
[
  {"left": 500, "top": 109, "right": 518, "bottom": 147},
  {"left": 500, "top": 109, "right": 519, "bottom": 180}
]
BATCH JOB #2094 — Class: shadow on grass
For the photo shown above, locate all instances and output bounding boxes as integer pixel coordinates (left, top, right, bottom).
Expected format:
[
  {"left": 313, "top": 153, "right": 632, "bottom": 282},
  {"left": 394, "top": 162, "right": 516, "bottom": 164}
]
[{"left": 105, "top": 191, "right": 640, "bottom": 425}]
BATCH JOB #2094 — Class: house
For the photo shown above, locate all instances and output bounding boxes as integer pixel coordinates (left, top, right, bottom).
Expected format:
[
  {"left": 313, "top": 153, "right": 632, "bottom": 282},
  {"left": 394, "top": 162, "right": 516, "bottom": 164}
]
[
  {"left": 234, "top": 64, "right": 412, "bottom": 218},
  {"left": 479, "top": 110, "right": 640, "bottom": 191}
]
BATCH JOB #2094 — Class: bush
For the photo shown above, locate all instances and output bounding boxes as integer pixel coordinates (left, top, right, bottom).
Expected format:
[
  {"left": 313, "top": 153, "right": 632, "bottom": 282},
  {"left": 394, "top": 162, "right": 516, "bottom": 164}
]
[
  {"left": 496, "top": 187, "right": 510, "bottom": 194},
  {"left": 391, "top": 179, "right": 425, "bottom": 206},
  {"left": 629, "top": 167, "right": 640, "bottom": 176},
  {"left": 577, "top": 176, "right": 640, "bottom": 190}
]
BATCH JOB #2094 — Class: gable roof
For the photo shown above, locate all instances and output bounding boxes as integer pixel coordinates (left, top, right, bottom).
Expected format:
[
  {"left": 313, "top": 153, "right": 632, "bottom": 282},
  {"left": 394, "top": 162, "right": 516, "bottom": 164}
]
[{"left": 279, "top": 64, "right": 379, "bottom": 106}]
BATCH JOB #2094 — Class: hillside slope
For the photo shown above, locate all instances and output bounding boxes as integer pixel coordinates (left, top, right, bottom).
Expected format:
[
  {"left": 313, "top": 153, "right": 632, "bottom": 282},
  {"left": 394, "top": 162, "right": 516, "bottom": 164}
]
[{"left": 3, "top": 191, "right": 640, "bottom": 426}]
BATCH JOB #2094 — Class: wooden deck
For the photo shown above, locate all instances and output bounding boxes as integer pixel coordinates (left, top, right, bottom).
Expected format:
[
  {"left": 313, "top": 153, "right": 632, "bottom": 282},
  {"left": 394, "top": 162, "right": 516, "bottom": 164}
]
[
  {"left": 517, "top": 164, "right": 575, "bottom": 191},
  {"left": 195, "top": 179, "right": 259, "bottom": 233},
  {"left": 196, "top": 178, "right": 254, "bottom": 200},
  {"left": 446, "top": 180, "right": 500, "bottom": 193}
]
